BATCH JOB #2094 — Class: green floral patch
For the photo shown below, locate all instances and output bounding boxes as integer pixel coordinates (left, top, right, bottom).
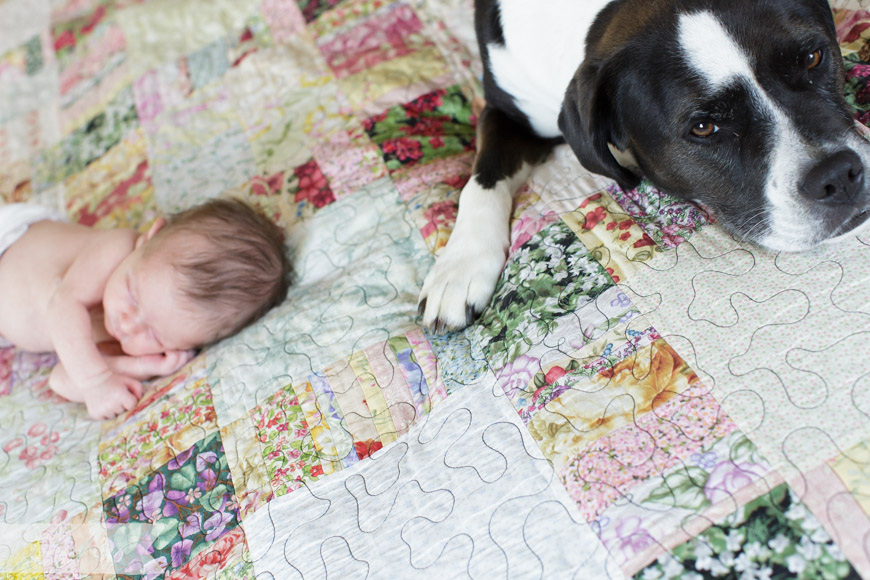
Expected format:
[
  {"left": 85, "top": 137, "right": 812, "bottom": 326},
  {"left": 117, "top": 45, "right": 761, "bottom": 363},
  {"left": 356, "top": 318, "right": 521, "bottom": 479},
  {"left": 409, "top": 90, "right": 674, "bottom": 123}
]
[
  {"left": 297, "top": 0, "right": 343, "bottom": 23},
  {"left": 103, "top": 431, "right": 240, "bottom": 579},
  {"left": 363, "top": 86, "right": 476, "bottom": 172},
  {"left": 33, "top": 85, "right": 139, "bottom": 190},
  {"left": 185, "top": 14, "right": 273, "bottom": 91},
  {"left": 24, "top": 36, "right": 43, "bottom": 75},
  {"left": 635, "top": 483, "right": 859, "bottom": 580},
  {"left": 186, "top": 39, "right": 230, "bottom": 92},
  {"left": 469, "top": 221, "right": 615, "bottom": 371},
  {"left": 251, "top": 383, "right": 323, "bottom": 497},
  {"left": 0, "top": 35, "right": 43, "bottom": 78}
]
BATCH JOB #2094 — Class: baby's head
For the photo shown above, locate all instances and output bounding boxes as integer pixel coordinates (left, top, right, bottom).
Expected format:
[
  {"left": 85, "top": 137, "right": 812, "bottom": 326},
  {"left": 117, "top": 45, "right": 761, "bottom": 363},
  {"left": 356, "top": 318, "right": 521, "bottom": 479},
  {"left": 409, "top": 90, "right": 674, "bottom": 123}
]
[{"left": 102, "top": 199, "right": 290, "bottom": 356}]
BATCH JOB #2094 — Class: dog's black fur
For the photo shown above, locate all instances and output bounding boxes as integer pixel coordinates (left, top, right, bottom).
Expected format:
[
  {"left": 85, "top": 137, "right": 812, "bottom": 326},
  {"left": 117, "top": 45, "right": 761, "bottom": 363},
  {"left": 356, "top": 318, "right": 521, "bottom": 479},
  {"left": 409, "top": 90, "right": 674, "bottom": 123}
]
[{"left": 419, "top": 0, "right": 870, "bottom": 331}]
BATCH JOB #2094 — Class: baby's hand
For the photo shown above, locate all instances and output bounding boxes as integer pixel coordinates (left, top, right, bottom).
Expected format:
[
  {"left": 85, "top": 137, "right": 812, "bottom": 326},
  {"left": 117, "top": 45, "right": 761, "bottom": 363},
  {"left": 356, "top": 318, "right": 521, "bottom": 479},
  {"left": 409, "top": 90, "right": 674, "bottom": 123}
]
[
  {"left": 151, "top": 350, "right": 196, "bottom": 376},
  {"left": 84, "top": 373, "right": 143, "bottom": 421}
]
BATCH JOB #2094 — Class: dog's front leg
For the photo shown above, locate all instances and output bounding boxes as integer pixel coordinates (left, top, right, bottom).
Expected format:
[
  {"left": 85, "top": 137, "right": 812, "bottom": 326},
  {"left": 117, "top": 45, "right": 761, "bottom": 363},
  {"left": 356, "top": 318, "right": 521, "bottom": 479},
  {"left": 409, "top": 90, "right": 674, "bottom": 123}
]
[
  {"left": 418, "top": 162, "right": 519, "bottom": 333},
  {"left": 418, "top": 105, "right": 558, "bottom": 332}
]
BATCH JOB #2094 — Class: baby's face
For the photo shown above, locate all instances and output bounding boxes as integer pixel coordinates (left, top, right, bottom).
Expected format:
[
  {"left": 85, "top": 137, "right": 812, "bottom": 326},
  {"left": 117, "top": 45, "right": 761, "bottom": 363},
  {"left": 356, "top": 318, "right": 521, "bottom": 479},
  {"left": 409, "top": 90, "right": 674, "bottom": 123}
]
[{"left": 102, "top": 241, "right": 213, "bottom": 356}]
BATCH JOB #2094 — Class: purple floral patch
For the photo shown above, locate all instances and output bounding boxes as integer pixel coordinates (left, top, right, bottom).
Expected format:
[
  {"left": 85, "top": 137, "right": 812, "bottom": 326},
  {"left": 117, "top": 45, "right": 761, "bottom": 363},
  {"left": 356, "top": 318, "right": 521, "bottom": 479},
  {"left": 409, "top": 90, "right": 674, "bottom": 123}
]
[{"left": 103, "top": 431, "right": 239, "bottom": 579}]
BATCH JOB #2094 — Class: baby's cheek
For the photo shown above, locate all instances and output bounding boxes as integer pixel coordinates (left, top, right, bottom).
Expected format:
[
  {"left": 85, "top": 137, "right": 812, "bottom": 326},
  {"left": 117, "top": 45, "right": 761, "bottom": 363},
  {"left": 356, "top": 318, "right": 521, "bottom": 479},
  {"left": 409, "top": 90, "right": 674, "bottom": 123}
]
[{"left": 121, "top": 336, "right": 151, "bottom": 357}]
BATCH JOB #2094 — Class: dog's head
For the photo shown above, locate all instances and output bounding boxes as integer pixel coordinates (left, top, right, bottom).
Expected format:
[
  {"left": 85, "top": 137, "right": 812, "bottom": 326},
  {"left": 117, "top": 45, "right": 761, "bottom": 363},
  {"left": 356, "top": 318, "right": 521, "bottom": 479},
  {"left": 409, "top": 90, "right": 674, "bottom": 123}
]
[{"left": 559, "top": 0, "right": 870, "bottom": 250}]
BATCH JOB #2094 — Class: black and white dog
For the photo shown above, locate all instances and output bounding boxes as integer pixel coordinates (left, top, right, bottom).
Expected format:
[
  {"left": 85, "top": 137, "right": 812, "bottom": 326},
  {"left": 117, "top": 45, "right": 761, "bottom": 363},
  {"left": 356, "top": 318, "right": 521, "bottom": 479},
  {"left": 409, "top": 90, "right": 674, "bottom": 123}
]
[{"left": 418, "top": 0, "right": 870, "bottom": 332}]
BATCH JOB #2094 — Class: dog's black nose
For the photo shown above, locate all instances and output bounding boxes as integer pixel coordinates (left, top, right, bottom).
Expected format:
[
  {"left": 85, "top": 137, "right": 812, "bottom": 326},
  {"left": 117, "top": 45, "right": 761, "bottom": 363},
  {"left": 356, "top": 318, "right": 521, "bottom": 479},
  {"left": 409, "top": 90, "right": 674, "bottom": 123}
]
[{"left": 799, "top": 150, "right": 864, "bottom": 204}]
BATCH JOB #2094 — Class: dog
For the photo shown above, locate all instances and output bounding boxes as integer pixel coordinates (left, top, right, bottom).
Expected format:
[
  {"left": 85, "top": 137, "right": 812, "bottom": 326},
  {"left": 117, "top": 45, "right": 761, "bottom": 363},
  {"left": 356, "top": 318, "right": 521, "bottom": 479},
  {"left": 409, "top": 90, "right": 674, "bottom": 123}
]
[{"left": 418, "top": 0, "right": 870, "bottom": 332}]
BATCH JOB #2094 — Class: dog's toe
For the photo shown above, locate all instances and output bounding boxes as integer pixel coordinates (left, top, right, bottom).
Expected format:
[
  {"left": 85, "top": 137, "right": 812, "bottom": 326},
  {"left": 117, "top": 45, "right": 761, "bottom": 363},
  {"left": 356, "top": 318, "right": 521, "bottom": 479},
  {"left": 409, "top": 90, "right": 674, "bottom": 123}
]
[{"left": 418, "top": 241, "right": 506, "bottom": 333}]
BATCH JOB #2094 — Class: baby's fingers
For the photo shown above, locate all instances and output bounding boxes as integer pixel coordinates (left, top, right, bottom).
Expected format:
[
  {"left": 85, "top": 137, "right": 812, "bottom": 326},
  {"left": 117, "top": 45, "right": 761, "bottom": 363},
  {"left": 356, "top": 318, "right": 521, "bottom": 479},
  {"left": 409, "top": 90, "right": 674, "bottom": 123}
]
[
  {"left": 126, "top": 379, "right": 143, "bottom": 399},
  {"left": 121, "top": 395, "right": 138, "bottom": 412},
  {"left": 163, "top": 350, "right": 196, "bottom": 373},
  {"left": 173, "top": 349, "right": 197, "bottom": 365}
]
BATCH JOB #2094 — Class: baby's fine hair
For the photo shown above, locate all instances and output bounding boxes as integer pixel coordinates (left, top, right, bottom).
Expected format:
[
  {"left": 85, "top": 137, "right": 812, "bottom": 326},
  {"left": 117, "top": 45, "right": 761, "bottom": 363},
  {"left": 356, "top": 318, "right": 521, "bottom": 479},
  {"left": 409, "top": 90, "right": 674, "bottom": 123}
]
[{"left": 150, "top": 198, "right": 291, "bottom": 340}]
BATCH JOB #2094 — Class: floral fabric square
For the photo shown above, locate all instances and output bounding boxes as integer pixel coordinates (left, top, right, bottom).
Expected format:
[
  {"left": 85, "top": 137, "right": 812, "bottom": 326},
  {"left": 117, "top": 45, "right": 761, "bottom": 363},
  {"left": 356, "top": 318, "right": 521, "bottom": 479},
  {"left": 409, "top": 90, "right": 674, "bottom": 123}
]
[
  {"left": 634, "top": 484, "right": 860, "bottom": 580},
  {"left": 469, "top": 220, "right": 616, "bottom": 372},
  {"left": 318, "top": 3, "right": 431, "bottom": 79},
  {"left": 103, "top": 431, "right": 240, "bottom": 579},
  {"left": 4, "top": 2, "right": 870, "bottom": 579},
  {"left": 250, "top": 383, "right": 324, "bottom": 497},
  {"left": 363, "top": 85, "right": 476, "bottom": 173}
]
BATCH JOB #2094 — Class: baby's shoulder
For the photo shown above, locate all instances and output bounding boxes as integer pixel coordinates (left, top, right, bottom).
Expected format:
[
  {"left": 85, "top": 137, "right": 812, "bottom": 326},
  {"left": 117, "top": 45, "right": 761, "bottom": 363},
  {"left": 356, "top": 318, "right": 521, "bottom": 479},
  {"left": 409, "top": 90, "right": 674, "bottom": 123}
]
[
  {"left": 88, "top": 225, "right": 138, "bottom": 247},
  {"left": 33, "top": 221, "right": 136, "bottom": 252},
  {"left": 78, "top": 226, "right": 139, "bottom": 264}
]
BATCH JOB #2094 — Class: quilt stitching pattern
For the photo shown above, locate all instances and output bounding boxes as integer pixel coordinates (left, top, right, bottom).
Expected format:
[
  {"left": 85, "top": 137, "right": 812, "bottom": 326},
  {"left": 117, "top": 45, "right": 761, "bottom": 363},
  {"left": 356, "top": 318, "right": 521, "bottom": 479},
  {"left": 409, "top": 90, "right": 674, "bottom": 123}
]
[{"left": 1, "top": 0, "right": 870, "bottom": 578}]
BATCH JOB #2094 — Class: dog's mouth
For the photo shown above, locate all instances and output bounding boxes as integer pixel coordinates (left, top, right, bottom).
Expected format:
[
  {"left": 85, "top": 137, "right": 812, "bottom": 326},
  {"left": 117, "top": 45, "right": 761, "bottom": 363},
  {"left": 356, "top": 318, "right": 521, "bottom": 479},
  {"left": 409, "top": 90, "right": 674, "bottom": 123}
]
[{"left": 831, "top": 208, "right": 870, "bottom": 238}]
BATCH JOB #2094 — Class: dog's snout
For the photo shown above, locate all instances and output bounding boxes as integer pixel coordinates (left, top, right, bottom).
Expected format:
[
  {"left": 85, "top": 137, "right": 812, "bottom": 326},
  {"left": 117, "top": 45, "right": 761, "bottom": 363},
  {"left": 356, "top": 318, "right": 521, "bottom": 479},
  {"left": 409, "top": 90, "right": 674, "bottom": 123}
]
[{"left": 799, "top": 150, "right": 865, "bottom": 204}]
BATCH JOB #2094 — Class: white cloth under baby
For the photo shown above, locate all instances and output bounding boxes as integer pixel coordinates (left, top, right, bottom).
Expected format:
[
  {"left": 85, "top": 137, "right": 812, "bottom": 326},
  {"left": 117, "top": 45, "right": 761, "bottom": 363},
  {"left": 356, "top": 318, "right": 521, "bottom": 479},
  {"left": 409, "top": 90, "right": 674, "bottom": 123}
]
[{"left": 0, "top": 203, "right": 66, "bottom": 258}]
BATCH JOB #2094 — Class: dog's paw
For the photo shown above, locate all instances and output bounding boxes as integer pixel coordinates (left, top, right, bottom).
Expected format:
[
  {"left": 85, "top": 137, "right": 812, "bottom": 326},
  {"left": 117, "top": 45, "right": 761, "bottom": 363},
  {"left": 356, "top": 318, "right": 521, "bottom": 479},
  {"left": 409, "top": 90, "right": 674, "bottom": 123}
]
[{"left": 418, "top": 235, "right": 507, "bottom": 333}]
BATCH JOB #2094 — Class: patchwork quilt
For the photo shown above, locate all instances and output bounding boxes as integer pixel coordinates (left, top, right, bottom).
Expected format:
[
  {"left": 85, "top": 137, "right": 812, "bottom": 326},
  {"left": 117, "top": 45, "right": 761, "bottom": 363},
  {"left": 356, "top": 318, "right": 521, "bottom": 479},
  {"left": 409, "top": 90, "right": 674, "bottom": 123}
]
[{"left": 2, "top": 0, "right": 870, "bottom": 578}]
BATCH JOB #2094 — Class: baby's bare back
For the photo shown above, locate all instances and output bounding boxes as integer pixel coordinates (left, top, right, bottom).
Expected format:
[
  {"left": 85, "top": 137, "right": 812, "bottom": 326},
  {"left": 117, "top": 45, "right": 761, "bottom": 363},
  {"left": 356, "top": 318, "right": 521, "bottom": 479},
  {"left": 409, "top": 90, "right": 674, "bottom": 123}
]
[{"left": 0, "top": 221, "right": 137, "bottom": 352}]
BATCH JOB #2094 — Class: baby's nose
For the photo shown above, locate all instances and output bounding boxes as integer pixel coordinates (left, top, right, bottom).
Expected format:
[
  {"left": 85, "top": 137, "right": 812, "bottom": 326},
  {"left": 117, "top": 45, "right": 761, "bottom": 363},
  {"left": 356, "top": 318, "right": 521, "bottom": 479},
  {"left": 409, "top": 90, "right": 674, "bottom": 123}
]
[{"left": 119, "top": 310, "right": 145, "bottom": 335}]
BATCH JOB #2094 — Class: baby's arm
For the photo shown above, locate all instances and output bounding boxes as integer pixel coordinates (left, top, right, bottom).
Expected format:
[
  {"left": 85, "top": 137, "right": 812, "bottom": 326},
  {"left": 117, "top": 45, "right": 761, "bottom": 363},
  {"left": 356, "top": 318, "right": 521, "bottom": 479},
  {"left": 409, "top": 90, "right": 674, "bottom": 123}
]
[
  {"left": 102, "top": 350, "right": 196, "bottom": 381},
  {"left": 46, "top": 231, "right": 142, "bottom": 419}
]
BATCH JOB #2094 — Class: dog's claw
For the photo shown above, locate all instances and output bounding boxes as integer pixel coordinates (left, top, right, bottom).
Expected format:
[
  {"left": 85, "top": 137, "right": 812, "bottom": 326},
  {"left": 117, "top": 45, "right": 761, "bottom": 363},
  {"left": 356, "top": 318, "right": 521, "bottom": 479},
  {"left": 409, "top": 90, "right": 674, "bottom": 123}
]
[
  {"left": 466, "top": 304, "right": 476, "bottom": 327},
  {"left": 422, "top": 305, "right": 480, "bottom": 334}
]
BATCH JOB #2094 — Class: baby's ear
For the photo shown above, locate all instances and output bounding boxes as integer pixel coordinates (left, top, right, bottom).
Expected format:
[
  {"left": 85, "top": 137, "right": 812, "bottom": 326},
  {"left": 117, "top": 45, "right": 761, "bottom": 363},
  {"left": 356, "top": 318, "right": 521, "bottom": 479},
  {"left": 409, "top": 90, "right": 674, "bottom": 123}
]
[{"left": 136, "top": 217, "right": 167, "bottom": 249}]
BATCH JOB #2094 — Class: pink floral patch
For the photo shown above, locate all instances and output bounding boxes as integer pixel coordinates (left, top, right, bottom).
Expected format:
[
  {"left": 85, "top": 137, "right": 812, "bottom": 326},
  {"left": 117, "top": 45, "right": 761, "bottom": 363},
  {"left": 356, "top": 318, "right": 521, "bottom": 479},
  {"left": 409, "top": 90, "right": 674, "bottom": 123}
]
[
  {"left": 249, "top": 171, "right": 285, "bottom": 197},
  {"left": 293, "top": 160, "right": 336, "bottom": 209},
  {"left": 510, "top": 211, "right": 560, "bottom": 254},
  {"left": 561, "top": 386, "right": 738, "bottom": 521},
  {"left": 318, "top": 4, "right": 429, "bottom": 78},
  {"left": 312, "top": 132, "right": 387, "bottom": 200},
  {"left": 0, "top": 347, "right": 15, "bottom": 396},
  {"left": 261, "top": 0, "right": 307, "bottom": 43},
  {"left": 381, "top": 137, "right": 424, "bottom": 163},
  {"left": 608, "top": 182, "right": 714, "bottom": 250},
  {"left": 3, "top": 422, "right": 62, "bottom": 470},
  {"left": 250, "top": 384, "right": 322, "bottom": 496},
  {"left": 420, "top": 199, "right": 457, "bottom": 239}
]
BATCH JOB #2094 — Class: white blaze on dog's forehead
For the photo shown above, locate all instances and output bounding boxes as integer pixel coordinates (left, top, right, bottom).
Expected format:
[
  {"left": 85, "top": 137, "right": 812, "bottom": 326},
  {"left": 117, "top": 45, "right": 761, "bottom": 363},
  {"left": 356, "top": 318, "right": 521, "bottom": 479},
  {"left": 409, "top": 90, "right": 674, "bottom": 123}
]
[
  {"left": 678, "top": 10, "right": 824, "bottom": 250},
  {"left": 678, "top": 11, "right": 753, "bottom": 88}
]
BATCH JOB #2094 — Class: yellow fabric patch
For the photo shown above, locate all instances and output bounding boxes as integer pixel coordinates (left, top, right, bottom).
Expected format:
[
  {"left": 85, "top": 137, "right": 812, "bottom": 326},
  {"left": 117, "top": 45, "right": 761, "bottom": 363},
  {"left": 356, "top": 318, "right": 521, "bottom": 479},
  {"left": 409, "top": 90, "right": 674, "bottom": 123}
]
[
  {"left": 829, "top": 439, "right": 870, "bottom": 516},
  {"left": 527, "top": 339, "right": 700, "bottom": 472},
  {"left": 338, "top": 45, "right": 449, "bottom": 111},
  {"left": 117, "top": 0, "right": 261, "bottom": 75}
]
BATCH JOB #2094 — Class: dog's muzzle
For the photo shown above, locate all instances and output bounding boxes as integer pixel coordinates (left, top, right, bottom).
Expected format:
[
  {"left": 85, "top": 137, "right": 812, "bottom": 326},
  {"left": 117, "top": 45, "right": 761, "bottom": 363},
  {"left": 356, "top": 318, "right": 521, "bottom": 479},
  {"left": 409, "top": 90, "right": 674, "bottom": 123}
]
[
  {"left": 799, "top": 150, "right": 864, "bottom": 204},
  {"left": 799, "top": 149, "right": 870, "bottom": 237}
]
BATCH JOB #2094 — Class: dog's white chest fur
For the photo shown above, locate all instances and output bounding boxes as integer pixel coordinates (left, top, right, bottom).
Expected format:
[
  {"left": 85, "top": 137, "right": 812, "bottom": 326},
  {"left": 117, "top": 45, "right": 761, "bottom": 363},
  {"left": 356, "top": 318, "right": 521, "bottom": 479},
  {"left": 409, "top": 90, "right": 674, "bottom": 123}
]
[{"left": 486, "top": 0, "right": 611, "bottom": 137}]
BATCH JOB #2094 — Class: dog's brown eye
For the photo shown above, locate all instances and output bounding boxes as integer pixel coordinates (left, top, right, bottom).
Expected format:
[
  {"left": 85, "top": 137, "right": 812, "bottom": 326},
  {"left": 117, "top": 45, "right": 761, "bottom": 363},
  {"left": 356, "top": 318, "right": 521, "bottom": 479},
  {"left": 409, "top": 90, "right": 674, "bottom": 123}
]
[
  {"left": 691, "top": 121, "right": 718, "bottom": 138},
  {"left": 806, "top": 49, "right": 822, "bottom": 70}
]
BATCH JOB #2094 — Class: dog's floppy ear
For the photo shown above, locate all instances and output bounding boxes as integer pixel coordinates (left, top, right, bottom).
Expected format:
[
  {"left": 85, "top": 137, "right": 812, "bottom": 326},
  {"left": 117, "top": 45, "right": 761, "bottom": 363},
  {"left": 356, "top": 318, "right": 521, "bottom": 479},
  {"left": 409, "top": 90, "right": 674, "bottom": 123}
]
[
  {"left": 807, "top": 0, "right": 836, "bottom": 37},
  {"left": 558, "top": 58, "right": 641, "bottom": 190}
]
